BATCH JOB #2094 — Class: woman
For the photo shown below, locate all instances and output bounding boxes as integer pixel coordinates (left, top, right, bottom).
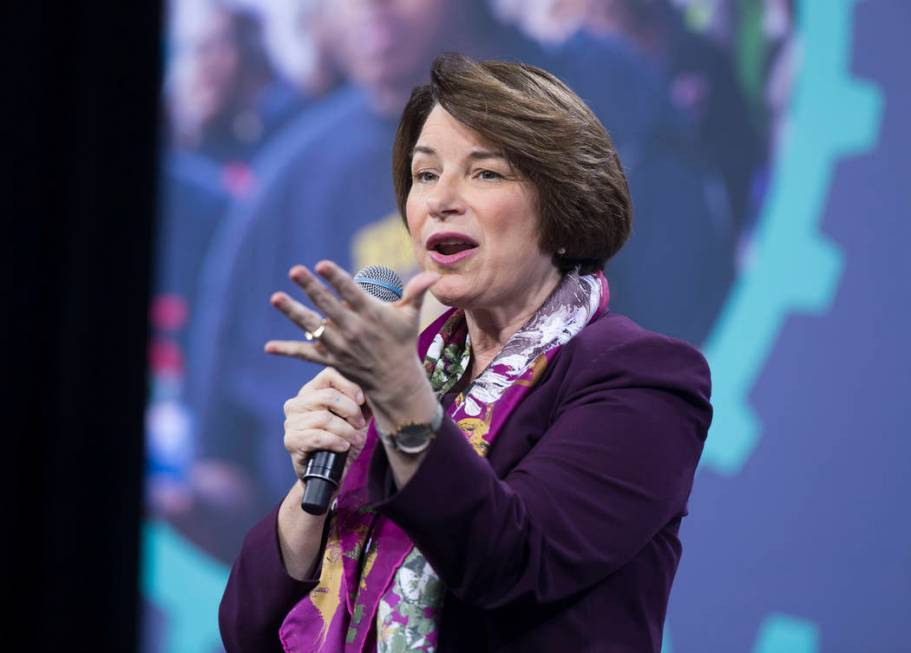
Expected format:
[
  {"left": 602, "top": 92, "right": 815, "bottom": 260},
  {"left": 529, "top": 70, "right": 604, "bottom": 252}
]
[{"left": 219, "top": 53, "right": 712, "bottom": 652}]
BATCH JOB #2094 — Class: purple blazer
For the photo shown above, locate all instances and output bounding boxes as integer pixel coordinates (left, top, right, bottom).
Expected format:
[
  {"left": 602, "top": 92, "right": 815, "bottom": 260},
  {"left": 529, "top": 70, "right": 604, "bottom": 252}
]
[{"left": 219, "top": 310, "right": 712, "bottom": 652}]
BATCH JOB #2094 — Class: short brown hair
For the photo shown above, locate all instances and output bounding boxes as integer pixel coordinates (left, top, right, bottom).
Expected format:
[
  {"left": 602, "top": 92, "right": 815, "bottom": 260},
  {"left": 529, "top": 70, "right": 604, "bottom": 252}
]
[{"left": 392, "top": 52, "right": 632, "bottom": 274}]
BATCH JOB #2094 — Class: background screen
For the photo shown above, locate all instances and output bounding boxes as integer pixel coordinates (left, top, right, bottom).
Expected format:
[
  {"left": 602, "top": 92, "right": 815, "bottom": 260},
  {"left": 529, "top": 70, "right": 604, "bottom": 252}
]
[{"left": 141, "top": 1, "right": 909, "bottom": 651}]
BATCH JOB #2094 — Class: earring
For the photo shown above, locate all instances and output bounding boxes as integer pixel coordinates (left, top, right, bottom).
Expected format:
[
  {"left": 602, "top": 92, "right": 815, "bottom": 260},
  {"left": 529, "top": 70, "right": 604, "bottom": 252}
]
[{"left": 557, "top": 247, "right": 566, "bottom": 255}]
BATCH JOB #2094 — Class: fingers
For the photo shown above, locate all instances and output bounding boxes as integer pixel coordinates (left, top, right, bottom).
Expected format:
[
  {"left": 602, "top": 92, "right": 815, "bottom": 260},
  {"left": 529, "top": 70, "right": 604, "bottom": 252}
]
[
  {"left": 306, "top": 367, "right": 365, "bottom": 405},
  {"left": 313, "top": 260, "right": 371, "bottom": 310},
  {"left": 399, "top": 271, "right": 441, "bottom": 313},
  {"left": 284, "top": 410, "right": 367, "bottom": 454},
  {"left": 285, "top": 429, "right": 352, "bottom": 456},
  {"left": 268, "top": 291, "right": 326, "bottom": 336},
  {"left": 264, "top": 339, "right": 332, "bottom": 366},
  {"left": 289, "top": 265, "right": 354, "bottom": 327},
  {"left": 283, "top": 368, "right": 367, "bottom": 430},
  {"left": 287, "top": 388, "right": 366, "bottom": 428},
  {"left": 283, "top": 367, "right": 371, "bottom": 483}
]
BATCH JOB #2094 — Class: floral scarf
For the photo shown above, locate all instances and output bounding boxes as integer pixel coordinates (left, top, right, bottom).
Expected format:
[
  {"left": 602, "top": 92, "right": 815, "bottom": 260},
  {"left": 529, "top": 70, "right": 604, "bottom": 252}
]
[{"left": 278, "top": 271, "right": 609, "bottom": 652}]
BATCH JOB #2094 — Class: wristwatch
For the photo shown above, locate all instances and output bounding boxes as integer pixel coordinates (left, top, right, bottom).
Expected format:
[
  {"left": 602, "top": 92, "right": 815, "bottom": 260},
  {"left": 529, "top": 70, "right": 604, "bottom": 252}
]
[{"left": 376, "top": 403, "right": 444, "bottom": 455}]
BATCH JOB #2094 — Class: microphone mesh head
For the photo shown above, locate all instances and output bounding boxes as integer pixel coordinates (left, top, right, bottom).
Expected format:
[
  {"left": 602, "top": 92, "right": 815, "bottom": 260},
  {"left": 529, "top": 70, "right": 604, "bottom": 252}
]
[{"left": 353, "top": 265, "right": 404, "bottom": 304}]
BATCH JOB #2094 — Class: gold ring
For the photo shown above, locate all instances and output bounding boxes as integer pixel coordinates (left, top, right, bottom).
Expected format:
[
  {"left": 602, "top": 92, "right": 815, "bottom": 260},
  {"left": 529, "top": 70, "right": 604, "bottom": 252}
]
[{"left": 306, "top": 319, "right": 327, "bottom": 342}]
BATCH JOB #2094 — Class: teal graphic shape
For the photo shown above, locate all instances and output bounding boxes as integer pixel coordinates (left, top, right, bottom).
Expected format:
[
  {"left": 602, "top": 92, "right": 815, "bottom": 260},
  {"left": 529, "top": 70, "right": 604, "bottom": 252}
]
[
  {"left": 753, "top": 614, "right": 820, "bottom": 653},
  {"left": 700, "top": 0, "right": 883, "bottom": 476},
  {"left": 142, "top": 520, "right": 229, "bottom": 653},
  {"left": 677, "top": 0, "right": 882, "bottom": 650}
]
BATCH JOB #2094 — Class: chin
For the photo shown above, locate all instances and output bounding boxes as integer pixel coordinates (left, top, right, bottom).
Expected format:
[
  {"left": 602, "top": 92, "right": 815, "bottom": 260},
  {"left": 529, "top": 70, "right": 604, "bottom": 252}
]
[
  {"left": 429, "top": 278, "right": 471, "bottom": 309},
  {"left": 429, "top": 288, "right": 462, "bottom": 308}
]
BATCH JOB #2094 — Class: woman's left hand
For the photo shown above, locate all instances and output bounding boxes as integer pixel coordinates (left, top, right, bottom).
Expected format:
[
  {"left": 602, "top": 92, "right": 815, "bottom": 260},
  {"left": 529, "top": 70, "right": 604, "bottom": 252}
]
[{"left": 265, "top": 260, "right": 441, "bottom": 431}]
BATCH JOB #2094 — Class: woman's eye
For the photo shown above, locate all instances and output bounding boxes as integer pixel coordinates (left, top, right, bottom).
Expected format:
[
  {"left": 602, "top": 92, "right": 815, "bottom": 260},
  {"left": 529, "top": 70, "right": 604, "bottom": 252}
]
[
  {"left": 414, "top": 171, "right": 437, "bottom": 183},
  {"left": 477, "top": 169, "right": 502, "bottom": 181}
]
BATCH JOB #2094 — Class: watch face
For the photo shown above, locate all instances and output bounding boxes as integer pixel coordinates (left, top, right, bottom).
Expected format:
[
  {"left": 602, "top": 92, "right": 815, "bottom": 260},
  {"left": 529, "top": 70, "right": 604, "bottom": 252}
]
[{"left": 396, "top": 424, "right": 433, "bottom": 452}]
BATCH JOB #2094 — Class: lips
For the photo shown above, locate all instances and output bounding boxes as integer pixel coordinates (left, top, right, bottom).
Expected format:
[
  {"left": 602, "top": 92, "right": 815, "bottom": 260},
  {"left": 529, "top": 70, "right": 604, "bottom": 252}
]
[
  {"left": 425, "top": 231, "right": 479, "bottom": 267},
  {"left": 425, "top": 232, "right": 478, "bottom": 254}
]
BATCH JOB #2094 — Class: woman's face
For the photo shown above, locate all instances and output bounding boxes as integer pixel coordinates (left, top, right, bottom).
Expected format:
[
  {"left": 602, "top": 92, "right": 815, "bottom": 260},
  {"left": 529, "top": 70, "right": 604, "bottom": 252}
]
[{"left": 406, "top": 105, "right": 559, "bottom": 311}]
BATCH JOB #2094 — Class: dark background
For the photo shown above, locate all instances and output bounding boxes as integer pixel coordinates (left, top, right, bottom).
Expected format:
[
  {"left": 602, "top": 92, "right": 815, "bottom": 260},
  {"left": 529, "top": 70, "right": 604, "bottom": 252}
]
[{"left": 3, "top": 2, "right": 160, "bottom": 649}]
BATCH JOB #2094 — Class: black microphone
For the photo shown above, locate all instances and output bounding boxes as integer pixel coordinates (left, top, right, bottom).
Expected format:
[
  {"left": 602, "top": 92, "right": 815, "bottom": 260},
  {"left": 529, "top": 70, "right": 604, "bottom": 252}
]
[{"left": 299, "top": 265, "right": 404, "bottom": 515}]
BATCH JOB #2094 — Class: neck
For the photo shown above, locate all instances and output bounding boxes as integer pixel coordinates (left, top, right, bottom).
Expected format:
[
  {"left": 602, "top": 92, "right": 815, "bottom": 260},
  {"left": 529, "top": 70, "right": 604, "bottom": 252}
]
[{"left": 464, "top": 267, "right": 563, "bottom": 379}]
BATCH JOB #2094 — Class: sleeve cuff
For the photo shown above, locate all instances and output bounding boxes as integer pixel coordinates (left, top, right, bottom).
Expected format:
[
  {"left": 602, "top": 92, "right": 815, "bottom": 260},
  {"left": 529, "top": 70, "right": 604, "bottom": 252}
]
[
  {"left": 219, "top": 499, "right": 331, "bottom": 651},
  {"left": 251, "top": 501, "right": 325, "bottom": 593}
]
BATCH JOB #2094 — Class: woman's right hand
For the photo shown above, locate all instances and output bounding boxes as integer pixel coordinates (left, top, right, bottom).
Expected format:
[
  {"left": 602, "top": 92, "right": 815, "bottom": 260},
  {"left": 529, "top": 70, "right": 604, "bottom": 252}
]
[{"left": 284, "top": 367, "right": 370, "bottom": 484}]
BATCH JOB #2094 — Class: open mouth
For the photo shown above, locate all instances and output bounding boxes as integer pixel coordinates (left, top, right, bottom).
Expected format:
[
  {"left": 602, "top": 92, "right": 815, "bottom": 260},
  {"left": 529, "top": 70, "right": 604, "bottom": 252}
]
[
  {"left": 425, "top": 232, "right": 479, "bottom": 265},
  {"left": 433, "top": 240, "right": 476, "bottom": 255},
  {"left": 426, "top": 232, "right": 479, "bottom": 254}
]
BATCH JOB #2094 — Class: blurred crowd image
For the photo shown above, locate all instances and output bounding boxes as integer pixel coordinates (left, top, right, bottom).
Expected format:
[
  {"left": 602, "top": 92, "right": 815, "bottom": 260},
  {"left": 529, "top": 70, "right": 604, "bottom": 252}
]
[{"left": 147, "top": 0, "right": 795, "bottom": 589}]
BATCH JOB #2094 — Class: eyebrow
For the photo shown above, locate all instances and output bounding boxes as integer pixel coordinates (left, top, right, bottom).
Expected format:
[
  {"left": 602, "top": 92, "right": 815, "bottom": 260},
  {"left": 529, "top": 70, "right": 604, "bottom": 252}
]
[{"left": 411, "top": 146, "right": 506, "bottom": 162}]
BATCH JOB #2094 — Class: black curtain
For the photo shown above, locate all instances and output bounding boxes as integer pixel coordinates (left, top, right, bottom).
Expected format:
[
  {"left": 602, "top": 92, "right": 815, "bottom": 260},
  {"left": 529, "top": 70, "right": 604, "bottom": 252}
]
[{"left": 2, "top": 1, "right": 160, "bottom": 650}]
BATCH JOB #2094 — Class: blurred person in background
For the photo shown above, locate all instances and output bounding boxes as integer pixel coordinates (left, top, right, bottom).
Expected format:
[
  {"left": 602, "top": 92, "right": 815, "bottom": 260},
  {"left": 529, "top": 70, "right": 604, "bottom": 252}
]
[
  {"left": 152, "top": 0, "right": 340, "bottom": 344},
  {"left": 489, "top": 0, "right": 588, "bottom": 46},
  {"left": 256, "top": 0, "right": 343, "bottom": 100},
  {"left": 170, "top": 0, "right": 736, "bottom": 563},
  {"left": 496, "top": 0, "right": 763, "bottom": 231},
  {"left": 149, "top": 0, "right": 312, "bottom": 383},
  {"left": 167, "top": 0, "right": 306, "bottom": 165},
  {"left": 148, "top": 0, "right": 328, "bottom": 522},
  {"left": 146, "top": 154, "right": 231, "bottom": 519},
  {"left": 582, "top": 0, "right": 764, "bottom": 233}
]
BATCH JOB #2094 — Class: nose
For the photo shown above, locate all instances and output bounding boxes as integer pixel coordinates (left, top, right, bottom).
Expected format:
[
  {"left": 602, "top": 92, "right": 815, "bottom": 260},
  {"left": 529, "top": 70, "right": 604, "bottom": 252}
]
[{"left": 425, "top": 174, "right": 465, "bottom": 220}]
